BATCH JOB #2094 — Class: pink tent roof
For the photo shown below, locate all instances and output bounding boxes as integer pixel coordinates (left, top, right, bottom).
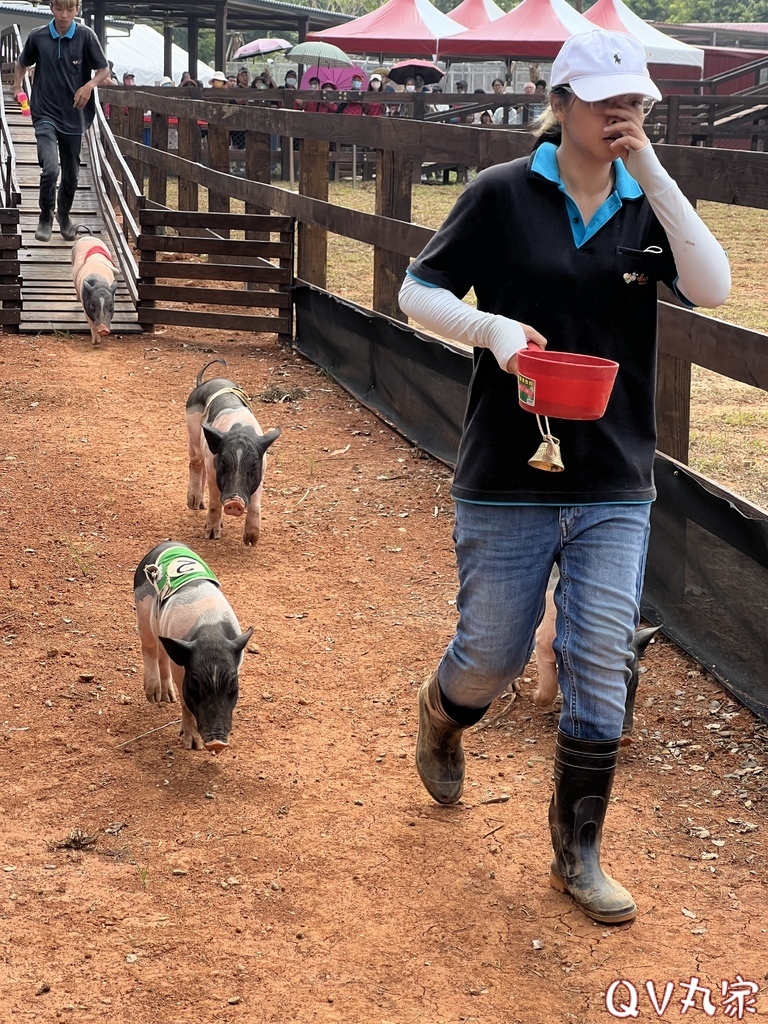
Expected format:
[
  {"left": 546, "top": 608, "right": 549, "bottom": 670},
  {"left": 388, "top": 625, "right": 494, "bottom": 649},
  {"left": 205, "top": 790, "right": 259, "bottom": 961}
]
[
  {"left": 307, "top": 0, "right": 467, "bottom": 57},
  {"left": 447, "top": 0, "right": 506, "bottom": 28},
  {"left": 441, "top": 0, "right": 594, "bottom": 57}
]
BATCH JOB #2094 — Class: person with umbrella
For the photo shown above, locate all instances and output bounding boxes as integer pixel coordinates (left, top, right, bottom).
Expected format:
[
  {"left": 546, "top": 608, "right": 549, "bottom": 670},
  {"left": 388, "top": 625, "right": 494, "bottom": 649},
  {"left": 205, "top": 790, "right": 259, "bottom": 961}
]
[{"left": 398, "top": 30, "right": 730, "bottom": 925}]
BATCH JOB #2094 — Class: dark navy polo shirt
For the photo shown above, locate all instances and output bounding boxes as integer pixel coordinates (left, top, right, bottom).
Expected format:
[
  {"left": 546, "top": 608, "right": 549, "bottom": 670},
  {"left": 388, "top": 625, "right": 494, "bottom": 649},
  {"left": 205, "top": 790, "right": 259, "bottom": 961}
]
[
  {"left": 19, "top": 20, "right": 108, "bottom": 134},
  {"left": 407, "top": 143, "right": 680, "bottom": 505}
]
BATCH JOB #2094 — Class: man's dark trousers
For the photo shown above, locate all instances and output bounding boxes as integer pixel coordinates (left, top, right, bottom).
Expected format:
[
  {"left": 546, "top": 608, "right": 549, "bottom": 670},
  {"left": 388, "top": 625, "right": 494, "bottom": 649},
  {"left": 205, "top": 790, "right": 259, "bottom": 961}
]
[{"left": 35, "top": 121, "right": 81, "bottom": 217}]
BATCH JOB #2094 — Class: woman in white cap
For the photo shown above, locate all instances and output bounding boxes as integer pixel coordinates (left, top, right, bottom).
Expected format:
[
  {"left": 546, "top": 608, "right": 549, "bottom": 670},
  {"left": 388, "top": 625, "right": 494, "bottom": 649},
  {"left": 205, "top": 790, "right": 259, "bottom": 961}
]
[{"left": 398, "top": 30, "right": 730, "bottom": 925}]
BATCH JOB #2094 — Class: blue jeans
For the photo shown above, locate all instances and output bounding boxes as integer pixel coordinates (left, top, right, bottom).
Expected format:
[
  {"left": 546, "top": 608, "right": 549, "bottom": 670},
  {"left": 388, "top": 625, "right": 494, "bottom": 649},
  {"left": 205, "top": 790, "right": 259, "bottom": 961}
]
[
  {"left": 438, "top": 501, "right": 651, "bottom": 740},
  {"left": 35, "top": 121, "right": 82, "bottom": 215}
]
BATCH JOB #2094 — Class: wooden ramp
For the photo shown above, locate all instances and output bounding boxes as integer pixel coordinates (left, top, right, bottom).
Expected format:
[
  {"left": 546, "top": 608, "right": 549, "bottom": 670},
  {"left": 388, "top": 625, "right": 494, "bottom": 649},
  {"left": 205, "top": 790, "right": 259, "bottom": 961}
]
[{"left": 4, "top": 90, "right": 140, "bottom": 335}]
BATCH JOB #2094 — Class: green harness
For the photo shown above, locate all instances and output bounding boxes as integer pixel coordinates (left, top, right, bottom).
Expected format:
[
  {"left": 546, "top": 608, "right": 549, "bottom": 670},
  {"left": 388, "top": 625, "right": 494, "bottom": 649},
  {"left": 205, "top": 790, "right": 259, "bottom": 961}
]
[{"left": 144, "top": 544, "right": 220, "bottom": 604}]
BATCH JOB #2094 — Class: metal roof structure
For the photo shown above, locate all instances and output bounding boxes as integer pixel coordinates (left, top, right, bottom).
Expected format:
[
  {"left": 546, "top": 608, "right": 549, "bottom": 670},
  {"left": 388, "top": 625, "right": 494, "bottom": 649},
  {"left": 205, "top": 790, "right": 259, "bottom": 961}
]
[
  {"left": 653, "top": 20, "right": 768, "bottom": 51},
  {"left": 80, "top": 0, "right": 352, "bottom": 34}
]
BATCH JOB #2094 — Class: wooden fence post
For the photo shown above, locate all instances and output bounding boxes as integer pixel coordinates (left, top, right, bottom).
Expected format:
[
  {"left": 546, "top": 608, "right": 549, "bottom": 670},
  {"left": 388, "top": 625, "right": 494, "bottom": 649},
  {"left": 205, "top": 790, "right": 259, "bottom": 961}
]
[
  {"left": 373, "top": 149, "right": 413, "bottom": 321},
  {"left": 178, "top": 114, "right": 200, "bottom": 214},
  {"left": 126, "top": 103, "right": 145, "bottom": 187},
  {"left": 148, "top": 110, "right": 168, "bottom": 209},
  {"left": 666, "top": 95, "right": 679, "bottom": 145},
  {"left": 297, "top": 137, "right": 329, "bottom": 288},
  {"left": 655, "top": 352, "right": 691, "bottom": 463},
  {"left": 245, "top": 130, "right": 271, "bottom": 221},
  {"left": 207, "top": 123, "right": 230, "bottom": 221}
]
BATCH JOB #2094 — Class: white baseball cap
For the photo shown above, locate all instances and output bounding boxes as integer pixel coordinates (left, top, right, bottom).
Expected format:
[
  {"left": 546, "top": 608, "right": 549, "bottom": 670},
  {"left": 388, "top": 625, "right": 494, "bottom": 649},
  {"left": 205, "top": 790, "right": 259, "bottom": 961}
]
[{"left": 551, "top": 30, "right": 662, "bottom": 103}]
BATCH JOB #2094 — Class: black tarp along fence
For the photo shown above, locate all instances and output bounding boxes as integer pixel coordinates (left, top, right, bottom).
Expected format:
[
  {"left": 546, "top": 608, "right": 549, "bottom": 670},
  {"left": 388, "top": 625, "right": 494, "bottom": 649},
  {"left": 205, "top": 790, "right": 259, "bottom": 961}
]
[{"left": 294, "top": 283, "right": 768, "bottom": 724}]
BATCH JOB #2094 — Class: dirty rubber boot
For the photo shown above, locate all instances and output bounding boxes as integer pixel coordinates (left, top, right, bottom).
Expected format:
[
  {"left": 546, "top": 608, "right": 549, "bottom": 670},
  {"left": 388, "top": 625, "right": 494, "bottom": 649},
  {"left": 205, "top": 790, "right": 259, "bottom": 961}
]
[
  {"left": 416, "top": 673, "right": 485, "bottom": 805},
  {"left": 58, "top": 210, "right": 77, "bottom": 242},
  {"left": 548, "top": 731, "right": 637, "bottom": 924},
  {"left": 35, "top": 209, "right": 54, "bottom": 242}
]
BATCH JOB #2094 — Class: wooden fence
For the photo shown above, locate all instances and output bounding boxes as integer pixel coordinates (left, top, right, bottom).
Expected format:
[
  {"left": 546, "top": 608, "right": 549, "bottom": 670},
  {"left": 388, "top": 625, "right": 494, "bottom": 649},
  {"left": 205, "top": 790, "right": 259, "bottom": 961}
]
[
  {"left": 137, "top": 209, "right": 294, "bottom": 344},
  {"left": 99, "top": 87, "right": 768, "bottom": 469}
]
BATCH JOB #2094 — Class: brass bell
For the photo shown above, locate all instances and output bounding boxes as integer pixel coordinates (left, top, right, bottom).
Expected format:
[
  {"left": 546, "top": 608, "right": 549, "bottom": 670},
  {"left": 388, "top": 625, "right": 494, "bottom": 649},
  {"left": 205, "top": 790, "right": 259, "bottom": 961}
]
[{"left": 528, "top": 438, "right": 564, "bottom": 472}]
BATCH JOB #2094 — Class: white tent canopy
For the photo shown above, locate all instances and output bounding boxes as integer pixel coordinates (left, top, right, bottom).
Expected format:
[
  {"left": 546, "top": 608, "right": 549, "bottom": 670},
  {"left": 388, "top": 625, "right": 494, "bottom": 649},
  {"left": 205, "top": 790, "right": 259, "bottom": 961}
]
[
  {"left": 106, "top": 23, "right": 216, "bottom": 85},
  {"left": 584, "top": 0, "right": 704, "bottom": 67}
]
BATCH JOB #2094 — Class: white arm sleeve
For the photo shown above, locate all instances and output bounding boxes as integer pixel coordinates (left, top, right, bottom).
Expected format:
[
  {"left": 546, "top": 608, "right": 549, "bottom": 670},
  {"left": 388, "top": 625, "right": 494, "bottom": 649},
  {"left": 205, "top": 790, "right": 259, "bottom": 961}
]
[
  {"left": 625, "top": 144, "right": 731, "bottom": 308},
  {"left": 398, "top": 275, "right": 527, "bottom": 371}
]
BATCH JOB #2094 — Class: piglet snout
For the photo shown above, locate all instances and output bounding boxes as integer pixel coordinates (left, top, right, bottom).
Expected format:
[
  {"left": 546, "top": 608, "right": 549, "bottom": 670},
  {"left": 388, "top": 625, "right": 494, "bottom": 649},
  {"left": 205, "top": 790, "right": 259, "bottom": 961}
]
[
  {"left": 223, "top": 498, "right": 246, "bottom": 517},
  {"left": 204, "top": 739, "right": 229, "bottom": 755},
  {"left": 97, "top": 325, "right": 111, "bottom": 336}
]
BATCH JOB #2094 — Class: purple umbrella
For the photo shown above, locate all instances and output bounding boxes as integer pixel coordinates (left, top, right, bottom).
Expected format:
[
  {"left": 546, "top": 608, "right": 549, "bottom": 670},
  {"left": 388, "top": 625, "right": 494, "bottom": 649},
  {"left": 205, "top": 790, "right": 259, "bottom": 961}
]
[{"left": 233, "top": 38, "right": 292, "bottom": 60}]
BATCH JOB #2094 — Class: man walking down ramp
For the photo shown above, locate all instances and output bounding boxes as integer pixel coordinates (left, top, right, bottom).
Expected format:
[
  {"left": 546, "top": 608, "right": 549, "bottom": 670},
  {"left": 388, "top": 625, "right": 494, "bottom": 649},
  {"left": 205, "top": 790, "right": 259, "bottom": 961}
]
[{"left": 13, "top": 0, "right": 110, "bottom": 242}]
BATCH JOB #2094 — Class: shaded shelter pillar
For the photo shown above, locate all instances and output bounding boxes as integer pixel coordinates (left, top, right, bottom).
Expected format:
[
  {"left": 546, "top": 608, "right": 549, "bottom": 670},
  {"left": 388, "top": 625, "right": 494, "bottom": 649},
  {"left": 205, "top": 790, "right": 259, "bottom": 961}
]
[
  {"left": 296, "top": 14, "right": 309, "bottom": 78},
  {"left": 215, "top": 2, "right": 227, "bottom": 73},
  {"left": 163, "top": 23, "right": 174, "bottom": 80},
  {"left": 187, "top": 15, "right": 199, "bottom": 79},
  {"left": 92, "top": 0, "right": 106, "bottom": 49}
]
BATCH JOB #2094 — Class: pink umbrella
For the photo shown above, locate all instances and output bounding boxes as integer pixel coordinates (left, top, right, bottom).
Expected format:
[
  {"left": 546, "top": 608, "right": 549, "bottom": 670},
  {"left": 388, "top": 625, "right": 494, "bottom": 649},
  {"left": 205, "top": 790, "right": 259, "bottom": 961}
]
[
  {"left": 299, "top": 66, "right": 367, "bottom": 90},
  {"left": 233, "top": 38, "right": 292, "bottom": 60}
]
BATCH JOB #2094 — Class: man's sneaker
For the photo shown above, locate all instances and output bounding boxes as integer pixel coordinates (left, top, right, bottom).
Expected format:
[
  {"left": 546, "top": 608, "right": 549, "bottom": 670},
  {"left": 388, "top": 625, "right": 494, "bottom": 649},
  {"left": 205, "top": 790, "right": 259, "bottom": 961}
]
[{"left": 35, "top": 211, "right": 54, "bottom": 242}]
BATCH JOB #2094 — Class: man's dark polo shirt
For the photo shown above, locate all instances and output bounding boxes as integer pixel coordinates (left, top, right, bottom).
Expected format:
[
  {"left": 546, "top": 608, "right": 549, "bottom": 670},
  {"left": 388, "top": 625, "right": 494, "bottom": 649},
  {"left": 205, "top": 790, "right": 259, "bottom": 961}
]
[
  {"left": 19, "top": 21, "right": 107, "bottom": 134},
  {"left": 407, "top": 144, "right": 680, "bottom": 505}
]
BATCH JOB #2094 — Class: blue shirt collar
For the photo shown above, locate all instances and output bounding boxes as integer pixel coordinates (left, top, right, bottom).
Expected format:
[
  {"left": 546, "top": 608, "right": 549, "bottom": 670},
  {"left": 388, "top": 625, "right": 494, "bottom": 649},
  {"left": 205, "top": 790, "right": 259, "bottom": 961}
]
[
  {"left": 49, "top": 18, "right": 77, "bottom": 40},
  {"left": 531, "top": 141, "right": 642, "bottom": 201}
]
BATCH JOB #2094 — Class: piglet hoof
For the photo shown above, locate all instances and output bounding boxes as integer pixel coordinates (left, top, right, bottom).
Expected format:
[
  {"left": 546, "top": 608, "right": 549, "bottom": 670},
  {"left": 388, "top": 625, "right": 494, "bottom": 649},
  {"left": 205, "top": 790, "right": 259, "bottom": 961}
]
[
  {"left": 180, "top": 728, "right": 205, "bottom": 751},
  {"left": 203, "top": 523, "right": 222, "bottom": 541},
  {"left": 160, "top": 683, "right": 178, "bottom": 703},
  {"left": 531, "top": 670, "right": 559, "bottom": 708},
  {"left": 619, "top": 733, "right": 633, "bottom": 747},
  {"left": 187, "top": 494, "right": 206, "bottom": 511},
  {"left": 243, "top": 530, "right": 260, "bottom": 547}
]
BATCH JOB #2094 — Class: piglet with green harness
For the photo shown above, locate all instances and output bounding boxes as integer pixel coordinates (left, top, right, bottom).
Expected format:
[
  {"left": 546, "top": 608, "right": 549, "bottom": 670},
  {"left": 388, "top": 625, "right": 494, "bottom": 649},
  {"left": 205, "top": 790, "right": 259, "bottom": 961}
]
[
  {"left": 186, "top": 359, "right": 281, "bottom": 546},
  {"left": 134, "top": 541, "right": 253, "bottom": 753}
]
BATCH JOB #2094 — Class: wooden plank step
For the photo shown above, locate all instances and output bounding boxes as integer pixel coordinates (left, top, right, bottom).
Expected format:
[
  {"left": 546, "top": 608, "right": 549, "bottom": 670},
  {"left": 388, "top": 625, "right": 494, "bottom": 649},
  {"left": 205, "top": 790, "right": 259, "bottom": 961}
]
[
  {"left": 19, "top": 324, "right": 143, "bottom": 333},
  {"left": 22, "top": 301, "right": 137, "bottom": 311}
]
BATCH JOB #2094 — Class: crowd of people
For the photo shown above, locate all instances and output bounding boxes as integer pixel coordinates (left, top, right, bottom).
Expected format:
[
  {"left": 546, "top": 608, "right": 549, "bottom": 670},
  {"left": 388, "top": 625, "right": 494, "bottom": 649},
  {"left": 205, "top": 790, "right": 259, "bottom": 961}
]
[{"left": 113, "top": 64, "right": 550, "bottom": 123}]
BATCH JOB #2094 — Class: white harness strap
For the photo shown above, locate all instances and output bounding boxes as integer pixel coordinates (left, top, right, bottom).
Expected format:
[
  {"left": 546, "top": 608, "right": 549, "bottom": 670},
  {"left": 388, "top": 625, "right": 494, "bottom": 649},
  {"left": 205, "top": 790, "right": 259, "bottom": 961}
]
[{"left": 202, "top": 386, "right": 252, "bottom": 420}]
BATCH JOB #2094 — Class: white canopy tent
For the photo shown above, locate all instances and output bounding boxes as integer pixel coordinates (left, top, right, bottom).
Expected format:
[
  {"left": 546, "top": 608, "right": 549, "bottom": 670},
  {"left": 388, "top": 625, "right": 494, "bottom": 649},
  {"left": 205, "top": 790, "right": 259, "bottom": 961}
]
[
  {"left": 106, "top": 23, "right": 216, "bottom": 85},
  {"left": 584, "top": 0, "right": 704, "bottom": 67}
]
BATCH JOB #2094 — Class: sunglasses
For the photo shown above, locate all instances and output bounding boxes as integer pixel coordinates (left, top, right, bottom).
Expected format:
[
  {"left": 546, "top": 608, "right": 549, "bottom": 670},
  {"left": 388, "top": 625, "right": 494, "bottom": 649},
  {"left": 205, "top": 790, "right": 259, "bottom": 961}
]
[{"left": 562, "top": 87, "right": 655, "bottom": 116}]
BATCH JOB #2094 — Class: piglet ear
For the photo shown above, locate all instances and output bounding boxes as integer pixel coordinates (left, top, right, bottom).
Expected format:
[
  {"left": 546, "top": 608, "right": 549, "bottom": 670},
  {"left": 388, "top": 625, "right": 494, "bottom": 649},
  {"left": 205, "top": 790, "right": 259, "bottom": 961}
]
[
  {"left": 258, "top": 427, "right": 281, "bottom": 452},
  {"left": 232, "top": 627, "right": 254, "bottom": 655},
  {"left": 630, "top": 624, "right": 662, "bottom": 659},
  {"left": 202, "top": 423, "right": 226, "bottom": 454},
  {"left": 159, "top": 635, "right": 195, "bottom": 667}
]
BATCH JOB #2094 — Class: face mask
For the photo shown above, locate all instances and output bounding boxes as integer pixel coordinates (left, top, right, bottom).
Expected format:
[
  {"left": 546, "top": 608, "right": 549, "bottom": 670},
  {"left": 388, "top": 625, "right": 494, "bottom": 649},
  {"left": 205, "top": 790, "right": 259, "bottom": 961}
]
[
  {"left": 371, "top": 80, "right": 381, "bottom": 90},
  {"left": 405, "top": 85, "right": 415, "bottom": 93},
  {"left": 286, "top": 78, "right": 297, "bottom": 87},
  {"left": 352, "top": 80, "right": 362, "bottom": 89}
]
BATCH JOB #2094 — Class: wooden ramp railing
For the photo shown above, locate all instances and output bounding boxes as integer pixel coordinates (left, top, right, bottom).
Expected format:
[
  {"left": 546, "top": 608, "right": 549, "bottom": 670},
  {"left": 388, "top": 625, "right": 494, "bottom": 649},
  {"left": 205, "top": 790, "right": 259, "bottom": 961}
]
[{"left": 2, "top": 85, "right": 141, "bottom": 336}]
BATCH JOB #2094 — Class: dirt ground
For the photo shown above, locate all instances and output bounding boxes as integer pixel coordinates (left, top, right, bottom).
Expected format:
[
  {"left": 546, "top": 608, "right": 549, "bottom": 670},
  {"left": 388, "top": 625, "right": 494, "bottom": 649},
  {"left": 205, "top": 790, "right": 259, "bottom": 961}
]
[{"left": 1, "top": 327, "right": 767, "bottom": 1024}]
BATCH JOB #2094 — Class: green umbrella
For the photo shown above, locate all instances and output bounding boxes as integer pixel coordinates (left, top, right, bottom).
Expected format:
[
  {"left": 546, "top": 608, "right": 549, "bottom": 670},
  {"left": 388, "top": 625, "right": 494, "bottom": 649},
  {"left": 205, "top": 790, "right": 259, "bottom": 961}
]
[{"left": 288, "top": 41, "right": 354, "bottom": 70}]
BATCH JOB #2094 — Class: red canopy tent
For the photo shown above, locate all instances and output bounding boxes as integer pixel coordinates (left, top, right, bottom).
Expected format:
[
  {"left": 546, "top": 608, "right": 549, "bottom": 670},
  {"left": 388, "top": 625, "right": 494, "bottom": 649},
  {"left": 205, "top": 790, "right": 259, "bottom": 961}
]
[
  {"left": 306, "top": 0, "right": 468, "bottom": 57},
  {"left": 447, "top": 0, "right": 505, "bottom": 29},
  {"left": 440, "top": 0, "right": 595, "bottom": 58}
]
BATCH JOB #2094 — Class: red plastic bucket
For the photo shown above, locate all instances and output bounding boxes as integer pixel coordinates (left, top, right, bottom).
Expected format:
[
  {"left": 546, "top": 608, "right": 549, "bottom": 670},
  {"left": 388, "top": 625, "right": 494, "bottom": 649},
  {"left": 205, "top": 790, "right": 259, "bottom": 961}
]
[{"left": 517, "top": 348, "right": 619, "bottom": 421}]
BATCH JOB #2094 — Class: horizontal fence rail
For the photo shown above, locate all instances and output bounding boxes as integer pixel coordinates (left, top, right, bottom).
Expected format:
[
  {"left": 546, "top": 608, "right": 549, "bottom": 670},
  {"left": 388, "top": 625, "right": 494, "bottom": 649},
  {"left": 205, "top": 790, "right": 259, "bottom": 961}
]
[{"left": 100, "top": 88, "right": 768, "bottom": 467}]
